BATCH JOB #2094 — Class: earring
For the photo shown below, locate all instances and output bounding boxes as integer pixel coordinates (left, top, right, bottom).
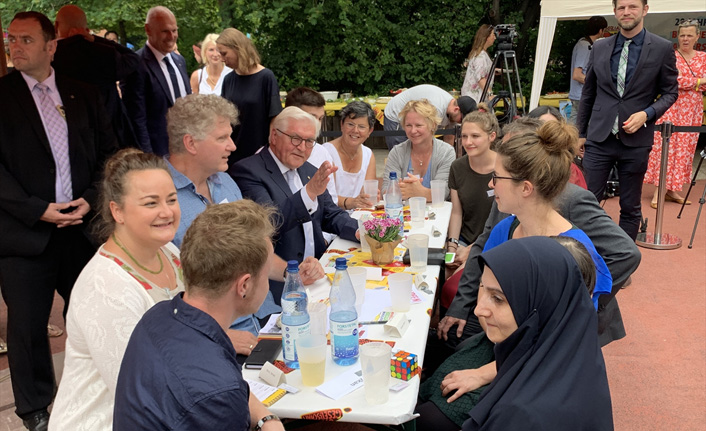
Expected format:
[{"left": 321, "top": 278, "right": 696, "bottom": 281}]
[{"left": 243, "top": 293, "right": 246, "bottom": 299}]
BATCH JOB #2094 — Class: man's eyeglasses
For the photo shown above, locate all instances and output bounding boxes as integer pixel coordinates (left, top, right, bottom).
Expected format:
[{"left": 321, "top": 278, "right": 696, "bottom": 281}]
[
  {"left": 276, "top": 128, "right": 316, "bottom": 149},
  {"left": 491, "top": 172, "right": 524, "bottom": 186}
]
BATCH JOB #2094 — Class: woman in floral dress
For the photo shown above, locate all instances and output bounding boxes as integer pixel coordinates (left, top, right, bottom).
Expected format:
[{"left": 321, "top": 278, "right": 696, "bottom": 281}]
[
  {"left": 461, "top": 25, "right": 496, "bottom": 102},
  {"left": 645, "top": 20, "right": 706, "bottom": 208}
]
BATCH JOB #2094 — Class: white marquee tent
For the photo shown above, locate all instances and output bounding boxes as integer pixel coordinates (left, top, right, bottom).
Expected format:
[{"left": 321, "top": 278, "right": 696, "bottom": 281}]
[{"left": 530, "top": 0, "right": 706, "bottom": 110}]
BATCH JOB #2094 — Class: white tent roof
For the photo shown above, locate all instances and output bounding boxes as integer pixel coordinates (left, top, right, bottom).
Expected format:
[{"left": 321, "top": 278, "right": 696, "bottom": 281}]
[{"left": 530, "top": 0, "right": 706, "bottom": 110}]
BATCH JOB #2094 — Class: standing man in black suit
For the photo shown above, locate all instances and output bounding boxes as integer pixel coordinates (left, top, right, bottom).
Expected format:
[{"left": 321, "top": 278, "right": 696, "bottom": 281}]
[
  {"left": 577, "top": 0, "right": 678, "bottom": 240},
  {"left": 0, "top": 12, "right": 116, "bottom": 430},
  {"left": 53, "top": 4, "right": 140, "bottom": 149},
  {"left": 122, "top": 6, "right": 191, "bottom": 156}
]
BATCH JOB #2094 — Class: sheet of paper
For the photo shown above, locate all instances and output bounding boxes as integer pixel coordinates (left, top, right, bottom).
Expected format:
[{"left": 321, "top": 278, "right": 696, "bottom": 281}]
[
  {"left": 315, "top": 364, "right": 364, "bottom": 400},
  {"left": 258, "top": 313, "right": 281, "bottom": 337},
  {"left": 359, "top": 289, "right": 391, "bottom": 321}
]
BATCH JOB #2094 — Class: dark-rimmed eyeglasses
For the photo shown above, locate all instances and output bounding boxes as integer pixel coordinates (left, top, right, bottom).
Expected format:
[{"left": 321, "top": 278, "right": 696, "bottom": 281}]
[
  {"left": 276, "top": 128, "right": 316, "bottom": 148},
  {"left": 491, "top": 172, "right": 524, "bottom": 186}
]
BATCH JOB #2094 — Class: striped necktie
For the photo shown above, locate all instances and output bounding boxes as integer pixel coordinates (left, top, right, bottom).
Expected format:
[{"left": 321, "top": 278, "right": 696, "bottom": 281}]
[
  {"left": 35, "top": 83, "right": 73, "bottom": 200},
  {"left": 612, "top": 39, "right": 632, "bottom": 135}
]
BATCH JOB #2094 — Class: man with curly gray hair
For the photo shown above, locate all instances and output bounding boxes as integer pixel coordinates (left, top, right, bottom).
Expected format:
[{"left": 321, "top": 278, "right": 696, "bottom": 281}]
[{"left": 165, "top": 94, "right": 324, "bottom": 356}]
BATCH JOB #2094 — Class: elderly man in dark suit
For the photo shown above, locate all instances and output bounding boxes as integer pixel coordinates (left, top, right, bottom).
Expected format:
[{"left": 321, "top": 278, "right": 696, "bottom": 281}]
[
  {"left": 0, "top": 12, "right": 116, "bottom": 430},
  {"left": 122, "top": 6, "right": 191, "bottom": 156},
  {"left": 232, "top": 107, "right": 359, "bottom": 303},
  {"left": 52, "top": 4, "right": 140, "bottom": 149},
  {"left": 577, "top": 0, "right": 678, "bottom": 240}
]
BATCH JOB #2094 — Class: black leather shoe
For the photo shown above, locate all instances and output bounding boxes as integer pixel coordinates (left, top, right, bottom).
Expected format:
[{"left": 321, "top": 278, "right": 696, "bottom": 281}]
[{"left": 22, "top": 411, "right": 49, "bottom": 431}]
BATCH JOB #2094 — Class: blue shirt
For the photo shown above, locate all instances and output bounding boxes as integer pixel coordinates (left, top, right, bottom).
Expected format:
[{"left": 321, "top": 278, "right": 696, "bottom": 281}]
[
  {"left": 610, "top": 29, "right": 655, "bottom": 120},
  {"left": 483, "top": 216, "right": 612, "bottom": 309},
  {"left": 166, "top": 159, "right": 280, "bottom": 334},
  {"left": 114, "top": 294, "right": 251, "bottom": 430}
]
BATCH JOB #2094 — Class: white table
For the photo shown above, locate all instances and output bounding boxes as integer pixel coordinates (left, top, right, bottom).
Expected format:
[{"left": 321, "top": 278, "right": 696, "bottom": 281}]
[{"left": 242, "top": 202, "right": 452, "bottom": 426}]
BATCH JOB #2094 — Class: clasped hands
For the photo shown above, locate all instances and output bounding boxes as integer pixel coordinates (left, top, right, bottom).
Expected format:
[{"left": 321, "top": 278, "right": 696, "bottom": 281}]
[
  {"left": 398, "top": 173, "right": 427, "bottom": 200},
  {"left": 40, "top": 198, "right": 90, "bottom": 228}
]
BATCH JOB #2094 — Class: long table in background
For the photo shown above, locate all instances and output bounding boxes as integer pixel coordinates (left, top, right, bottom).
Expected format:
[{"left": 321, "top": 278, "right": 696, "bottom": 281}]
[{"left": 242, "top": 202, "right": 452, "bottom": 428}]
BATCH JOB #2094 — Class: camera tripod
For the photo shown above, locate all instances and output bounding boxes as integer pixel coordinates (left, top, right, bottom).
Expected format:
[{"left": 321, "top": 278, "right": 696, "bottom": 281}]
[
  {"left": 480, "top": 46, "right": 526, "bottom": 124},
  {"left": 677, "top": 149, "right": 706, "bottom": 248}
]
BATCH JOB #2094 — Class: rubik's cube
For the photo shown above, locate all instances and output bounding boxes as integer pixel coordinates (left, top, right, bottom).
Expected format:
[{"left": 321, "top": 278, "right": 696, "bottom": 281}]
[{"left": 390, "top": 351, "right": 420, "bottom": 381}]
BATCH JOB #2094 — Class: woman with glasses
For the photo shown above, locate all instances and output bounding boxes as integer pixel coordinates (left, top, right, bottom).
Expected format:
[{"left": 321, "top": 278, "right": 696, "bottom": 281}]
[
  {"left": 217, "top": 28, "right": 282, "bottom": 165},
  {"left": 461, "top": 25, "right": 496, "bottom": 102},
  {"left": 324, "top": 101, "right": 378, "bottom": 210},
  {"left": 644, "top": 19, "right": 706, "bottom": 209},
  {"left": 382, "top": 99, "right": 456, "bottom": 201}
]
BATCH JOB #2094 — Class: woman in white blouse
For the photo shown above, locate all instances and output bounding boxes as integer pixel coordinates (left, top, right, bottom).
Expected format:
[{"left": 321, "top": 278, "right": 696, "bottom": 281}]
[
  {"left": 461, "top": 25, "right": 496, "bottom": 102},
  {"left": 49, "top": 149, "right": 184, "bottom": 431},
  {"left": 189, "top": 33, "right": 232, "bottom": 95}
]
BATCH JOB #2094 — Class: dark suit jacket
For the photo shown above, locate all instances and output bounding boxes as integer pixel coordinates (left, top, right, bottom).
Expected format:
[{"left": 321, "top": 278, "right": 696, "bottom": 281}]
[
  {"left": 448, "top": 183, "right": 641, "bottom": 346},
  {"left": 232, "top": 149, "right": 358, "bottom": 302},
  {"left": 53, "top": 35, "right": 139, "bottom": 149},
  {"left": 122, "top": 45, "right": 191, "bottom": 156},
  {"left": 0, "top": 71, "right": 117, "bottom": 256},
  {"left": 577, "top": 30, "right": 678, "bottom": 147}
]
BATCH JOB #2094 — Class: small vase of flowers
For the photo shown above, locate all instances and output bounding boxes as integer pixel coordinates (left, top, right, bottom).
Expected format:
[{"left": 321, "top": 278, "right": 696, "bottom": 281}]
[{"left": 363, "top": 216, "right": 402, "bottom": 265}]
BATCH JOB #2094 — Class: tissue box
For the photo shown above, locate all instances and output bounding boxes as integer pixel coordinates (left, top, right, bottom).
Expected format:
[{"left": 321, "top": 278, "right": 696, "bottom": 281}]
[{"left": 390, "top": 351, "right": 420, "bottom": 381}]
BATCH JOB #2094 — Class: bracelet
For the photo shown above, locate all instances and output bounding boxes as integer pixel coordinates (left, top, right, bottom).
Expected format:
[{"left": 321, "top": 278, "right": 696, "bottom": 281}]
[
  {"left": 447, "top": 244, "right": 458, "bottom": 250},
  {"left": 254, "top": 414, "right": 280, "bottom": 431},
  {"left": 343, "top": 197, "right": 349, "bottom": 209},
  {"left": 446, "top": 237, "right": 459, "bottom": 246}
]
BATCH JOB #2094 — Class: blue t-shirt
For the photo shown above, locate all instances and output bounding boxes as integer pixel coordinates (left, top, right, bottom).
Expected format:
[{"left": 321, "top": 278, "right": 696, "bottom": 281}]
[
  {"left": 483, "top": 216, "right": 612, "bottom": 309},
  {"left": 114, "top": 294, "right": 251, "bottom": 430},
  {"left": 569, "top": 38, "right": 591, "bottom": 101}
]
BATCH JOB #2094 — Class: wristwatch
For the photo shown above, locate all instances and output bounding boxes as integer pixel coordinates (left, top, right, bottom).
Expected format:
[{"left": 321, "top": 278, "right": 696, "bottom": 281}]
[
  {"left": 446, "top": 237, "right": 459, "bottom": 246},
  {"left": 254, "top": 414, "right": 280, "bottom": 431}
]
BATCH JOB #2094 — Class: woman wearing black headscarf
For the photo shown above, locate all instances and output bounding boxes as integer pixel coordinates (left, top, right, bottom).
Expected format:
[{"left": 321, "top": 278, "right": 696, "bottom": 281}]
[{"left": 463, "top": 236, "right": 613, "bottom": 430}]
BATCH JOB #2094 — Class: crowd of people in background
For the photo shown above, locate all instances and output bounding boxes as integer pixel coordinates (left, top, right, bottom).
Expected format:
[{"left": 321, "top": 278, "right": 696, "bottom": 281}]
[{"left": 0, "top": 0, "right": 703, "bottom": 430}]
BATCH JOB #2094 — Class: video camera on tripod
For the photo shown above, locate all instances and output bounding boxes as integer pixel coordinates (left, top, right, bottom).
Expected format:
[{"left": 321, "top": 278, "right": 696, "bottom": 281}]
[{"left": 481, "top": 23, "right": 526, "bottom": 124}]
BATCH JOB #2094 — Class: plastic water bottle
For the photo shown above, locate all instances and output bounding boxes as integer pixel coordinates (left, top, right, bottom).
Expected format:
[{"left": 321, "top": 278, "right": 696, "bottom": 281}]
[
  {"left": 329, "top": 258, "right": 359, "bottom": 365},
  {"left": 281, "top": 260, "right": 310, "bottom": 369},
  {"left": 385, "top": 172, "right": 404, "bottom": 226}
]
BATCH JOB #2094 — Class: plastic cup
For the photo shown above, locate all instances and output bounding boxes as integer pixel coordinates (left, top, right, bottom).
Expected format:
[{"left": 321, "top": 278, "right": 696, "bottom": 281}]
[
  {"left": 430, "top": 180, "right": 446, "bottom": 207},
  {"left": 358, "top": 213, "right": 371, "bottom": 253},
  {"left": 388, "top": 273, "right": 412, "bottom": 312},
  {"left": 297, "top": 334, "right": 327, "bottom": 386},
  {"left": 364, "top": 180, "right": 379, "bottom": 205},
  {"left": 308, "top": 301, "right": 328, "bottom": 336},
  {"left": 347, "top": 267, "right": 367, "bottom": 316},
  {"left": 408, "top": 197, "right": 426, "bottom": 229},
  {"left": 360, "top": 342, "right": 391, "bottom": 404},
  {"left": 407, "top": 234, "right": 429, "bottom": 272}
]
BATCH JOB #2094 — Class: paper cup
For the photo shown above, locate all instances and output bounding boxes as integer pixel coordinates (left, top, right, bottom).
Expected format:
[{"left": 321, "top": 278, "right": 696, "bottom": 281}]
[
  {"left": 388, "top": 273, "right": 412, "bottom": 312},
  {"left": 360, "top": 342, "right": 391, "bottom": 404},
  {"left": 430, "top": 180, "right": 446, "bottom": 207}
]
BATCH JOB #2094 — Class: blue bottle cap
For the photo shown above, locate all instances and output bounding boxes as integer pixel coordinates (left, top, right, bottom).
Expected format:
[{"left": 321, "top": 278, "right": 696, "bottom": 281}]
[
  {"left": 287, "top": 260, "right": 299, "bottom": 272},
  {"left": 335, "top": 257, "right": 348, "bottom": 269},
  {"left": 389, "top": 172, "right": 397, "bottom": 180}
]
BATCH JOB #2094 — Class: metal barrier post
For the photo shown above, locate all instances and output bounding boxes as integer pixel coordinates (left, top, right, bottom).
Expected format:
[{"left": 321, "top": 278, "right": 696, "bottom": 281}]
[{"left": 636, "top": 121, "right": 682, "bottom": 250}]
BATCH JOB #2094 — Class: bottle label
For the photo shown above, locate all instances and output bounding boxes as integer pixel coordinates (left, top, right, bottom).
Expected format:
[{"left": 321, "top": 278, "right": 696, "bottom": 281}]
[
  {"left": 330, "top": 320, "right": 359, "bottom": 359},
  {"left": 282, "top": 321, "right": 311, "bottom": 361}
]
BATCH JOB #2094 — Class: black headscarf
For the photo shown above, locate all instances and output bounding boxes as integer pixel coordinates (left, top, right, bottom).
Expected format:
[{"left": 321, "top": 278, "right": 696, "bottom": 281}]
[{"left": 463, "top": 237, "right": 613, "bottom": 431}]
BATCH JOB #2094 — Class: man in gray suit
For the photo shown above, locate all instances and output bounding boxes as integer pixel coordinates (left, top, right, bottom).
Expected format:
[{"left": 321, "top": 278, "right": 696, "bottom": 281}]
[{"left": 576, "top": 0, "right": 677, "bottom": 240}]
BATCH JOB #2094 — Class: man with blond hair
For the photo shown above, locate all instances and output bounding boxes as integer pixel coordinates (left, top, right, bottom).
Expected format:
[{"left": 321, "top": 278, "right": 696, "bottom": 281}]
[{"left": 114, "top": 201, "right": 284, "bottom": 431}]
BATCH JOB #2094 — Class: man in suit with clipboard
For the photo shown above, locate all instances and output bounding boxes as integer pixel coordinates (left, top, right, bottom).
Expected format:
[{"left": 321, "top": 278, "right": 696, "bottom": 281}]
[
  {"left": 0, "top": 11, "right": 116, "bottom": 430},
  {"left": 122, "top": 6, "right": 191, "bottom": 156},
  {"left": 577, "top": 0, "right": 678, "bottom": 240}
]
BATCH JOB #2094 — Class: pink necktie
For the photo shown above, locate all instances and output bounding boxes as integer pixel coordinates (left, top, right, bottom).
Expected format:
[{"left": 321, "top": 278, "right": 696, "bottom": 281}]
[{"left": 35, "top": 83, "right": 73, "bottom": 200}]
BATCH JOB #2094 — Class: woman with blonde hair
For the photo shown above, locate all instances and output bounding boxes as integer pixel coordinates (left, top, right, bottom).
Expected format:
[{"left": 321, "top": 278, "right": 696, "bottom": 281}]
[
  {"left": 190, "top": 33, "right": 232, "bottom": 95},
  {"left": 382, "top": 99, "right": 455, "bottom": 202},
  {"left": 462, "top": 24, "right": 496, "bottom": 102},
  {"left": 217, "top": 28, "right": 282, "bottom": 164}
]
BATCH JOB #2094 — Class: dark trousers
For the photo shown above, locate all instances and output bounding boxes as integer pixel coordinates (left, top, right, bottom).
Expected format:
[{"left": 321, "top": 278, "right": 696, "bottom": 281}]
[
  {"left": 0, "top": 226, "right": 94, "bottom": 418},
  {"left": 583, "top": 136, "right": 652, "bottom": 240},
  {"left": 383, "top": 118, "right": 407, "bottom": 150}
]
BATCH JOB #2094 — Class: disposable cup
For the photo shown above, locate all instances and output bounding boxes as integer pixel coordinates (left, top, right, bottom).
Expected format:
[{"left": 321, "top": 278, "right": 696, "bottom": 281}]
[
  {"left": 347, "top": 267, "right": 367, "bottom": 316},
  {"left": 297, "top": 334, "right": 327, "bottom": 386},
  {"left": 308, "top": 301, "right": 328, "bottom": 336},
  {"left": 360, "top": 342, "right": 391, "bottom": 404},
  {"left": 358, "top": 213, "right": 371, "bottom": 253},
  {"left": 388, "top": 273, "right": 412, "bottom": 312},
  {"left": 408, "top": 197, "right": 426, "bottom": 229},
  {"left": 407, "top": 234, "right": 429, "bottom": 272},
  {"left": 430, "top": 180, "right": 446, "bottom": 207},
  {"left": 364, "top": 180, "right": 379, "bottom": 204}
]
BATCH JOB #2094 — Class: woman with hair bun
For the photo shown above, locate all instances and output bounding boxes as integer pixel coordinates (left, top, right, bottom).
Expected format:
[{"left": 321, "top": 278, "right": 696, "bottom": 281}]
[{"left": 484, "top": 120, "right": 611, "bottom": 308}]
